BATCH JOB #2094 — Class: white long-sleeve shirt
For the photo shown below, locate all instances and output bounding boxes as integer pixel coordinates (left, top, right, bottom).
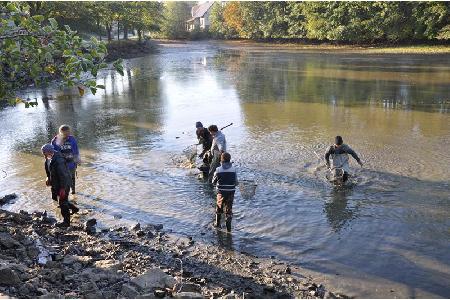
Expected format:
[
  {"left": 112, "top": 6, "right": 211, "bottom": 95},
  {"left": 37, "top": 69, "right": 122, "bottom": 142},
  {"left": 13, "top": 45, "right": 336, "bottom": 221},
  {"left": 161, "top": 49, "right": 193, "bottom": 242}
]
[{"left": 211, "top": 131, "right": 226, "bottom": 153}]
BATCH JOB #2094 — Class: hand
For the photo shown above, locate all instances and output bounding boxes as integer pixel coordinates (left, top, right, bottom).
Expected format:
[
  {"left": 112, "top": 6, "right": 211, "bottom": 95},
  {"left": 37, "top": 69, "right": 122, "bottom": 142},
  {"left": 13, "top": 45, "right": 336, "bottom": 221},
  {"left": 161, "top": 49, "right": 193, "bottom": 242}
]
[
  {"left": 58, "top": 188, "right": 66, "bottom": 199},
  {"left": 45, "top": 178, "right": 51, "bottom": 186},
  {"left": 358, "top": 160, "right": 364, "bottom": 167}
]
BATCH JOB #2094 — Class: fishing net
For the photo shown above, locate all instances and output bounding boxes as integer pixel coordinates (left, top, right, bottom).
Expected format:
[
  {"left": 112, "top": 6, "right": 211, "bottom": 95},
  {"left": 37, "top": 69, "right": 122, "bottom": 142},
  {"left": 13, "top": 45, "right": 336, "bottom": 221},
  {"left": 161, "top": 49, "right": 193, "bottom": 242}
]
[
  {"left": 239, "top": 180, "right": 257, "bottom": 199},
  {"left": 182, "top": 144, "right": 198, "bottom": 162},
  {"left": 171, "top": 144, "right": 198, "bottom": 169},
  {"left": 326, "top": 168, "right": 344, "bottom": 183}
]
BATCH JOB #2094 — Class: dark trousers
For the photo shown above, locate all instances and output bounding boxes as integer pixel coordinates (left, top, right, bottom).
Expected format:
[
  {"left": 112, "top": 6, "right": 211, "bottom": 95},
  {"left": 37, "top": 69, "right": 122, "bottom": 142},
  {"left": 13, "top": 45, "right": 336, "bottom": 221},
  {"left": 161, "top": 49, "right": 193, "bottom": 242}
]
[
  {"left": 54, "top": 187, "right": 77, "bottom": 225},
  {"left": 216, "top": 192, "right": 234, "bottom": 218}
]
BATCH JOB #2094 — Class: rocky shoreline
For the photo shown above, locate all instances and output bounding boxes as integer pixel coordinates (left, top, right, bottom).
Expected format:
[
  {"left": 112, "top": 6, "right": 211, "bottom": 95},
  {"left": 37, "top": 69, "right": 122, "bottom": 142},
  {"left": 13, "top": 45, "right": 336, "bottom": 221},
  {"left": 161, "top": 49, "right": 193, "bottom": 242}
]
[{"left": 0, "top": 207, "right": 348, "bottom": 299}]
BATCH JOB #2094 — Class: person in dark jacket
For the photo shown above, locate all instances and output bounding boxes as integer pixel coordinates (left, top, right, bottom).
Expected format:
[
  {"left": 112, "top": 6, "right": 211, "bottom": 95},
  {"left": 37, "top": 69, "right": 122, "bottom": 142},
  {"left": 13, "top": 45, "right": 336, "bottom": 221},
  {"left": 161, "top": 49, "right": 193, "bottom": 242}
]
[
  {"left": 325, "top": 136, "right": 363, "bottom": 183},
  {"left": 195, "top": 121, "right": 212, "bottom": 159},
  {"left": 212, "top": 152, "right": 237, "bottom": 232},
  {"left": 42, "top": 144, "right": 79, "bottom": 227},
  {"left": 51, "top": 125, "right": 80, "bottom": 194}
]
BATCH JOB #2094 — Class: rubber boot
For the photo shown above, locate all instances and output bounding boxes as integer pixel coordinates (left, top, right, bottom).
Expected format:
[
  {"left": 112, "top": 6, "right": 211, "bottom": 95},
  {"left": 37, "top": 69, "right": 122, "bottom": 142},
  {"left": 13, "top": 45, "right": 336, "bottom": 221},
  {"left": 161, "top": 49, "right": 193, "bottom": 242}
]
[
  {"left": 214, "top": 214, "right": 221, "bottom": 228},
  {"left": 59, "top": 201, "right": 71, "bottom": 227},
  {"left": 225, "top": 216, "right": 232, "bottom": 232}
]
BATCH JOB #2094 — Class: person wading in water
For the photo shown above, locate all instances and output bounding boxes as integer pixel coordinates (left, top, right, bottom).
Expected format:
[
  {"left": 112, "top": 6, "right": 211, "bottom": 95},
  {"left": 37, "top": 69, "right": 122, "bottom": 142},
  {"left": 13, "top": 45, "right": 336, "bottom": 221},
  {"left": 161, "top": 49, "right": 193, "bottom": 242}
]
[
  {"left": 212, "top": 152, "right": 238, "bottom": 232},
  {"left": 42, "top": 144, "right": 79, "bottom": 227},
  {"left": 207, "top": 125, "right": 227, "bottom": 184},
  {"left": 325, "top": 136, "right": 363, "bottom": 183},
  {"left": 196, "top": 122, "right": 213, "bottom": 179},
  {"left": 196, "top": 121, "right": 212, "bottom": 159},
  {"left": 51, "top": 125, "right": 80, "bottom": 194}
]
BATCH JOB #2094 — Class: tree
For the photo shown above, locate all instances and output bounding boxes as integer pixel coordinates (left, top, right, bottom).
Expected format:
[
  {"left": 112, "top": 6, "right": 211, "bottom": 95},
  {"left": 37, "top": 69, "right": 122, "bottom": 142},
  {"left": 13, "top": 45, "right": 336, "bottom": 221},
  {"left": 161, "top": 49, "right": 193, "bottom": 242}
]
[
  {"left": 210, "top": 2, "right": 238, "bottom": 39},
  {"left": 161, "top": 2, "right": 192, "bottom": 39},
  {"left": 223, "top": 2, "right": 244, "bottom": 37},
  {"left": 0, "top": 3, "right": 123, "bottom": 106},
  {"left": 122, "top": 2, "right": 163, "bottom": 42},
  {"left": 286, "top": 2, "right": 307, "bottom": 39}
]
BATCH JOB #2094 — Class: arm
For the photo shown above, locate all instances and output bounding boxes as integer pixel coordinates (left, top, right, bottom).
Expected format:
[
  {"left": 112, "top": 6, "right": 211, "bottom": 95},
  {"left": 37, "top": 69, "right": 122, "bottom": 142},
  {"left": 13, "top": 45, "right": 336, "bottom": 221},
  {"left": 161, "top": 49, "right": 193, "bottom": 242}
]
[
  {"left": 325, "top": 147, "right": 332, "bottom": 167},
  {"left": 345, "top": 146, "right": 363, "bottom": 166},
  {"left": 51, "top": 136, "right": 61, "bottom": 151},
  {"left": 44, "top": 160, "right": 50, "bottom": 178},
  {"left": 212, "top": 170, "right": 219, "bottom": 186},
  {"left": 71, "top": 137, "right": 80, "bottom": 164}
]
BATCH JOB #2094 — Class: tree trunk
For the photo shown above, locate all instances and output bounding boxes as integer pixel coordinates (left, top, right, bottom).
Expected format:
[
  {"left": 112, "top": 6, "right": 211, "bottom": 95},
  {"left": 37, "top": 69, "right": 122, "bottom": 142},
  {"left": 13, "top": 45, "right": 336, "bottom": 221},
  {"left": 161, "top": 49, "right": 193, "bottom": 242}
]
[
  {"left": 117, "top": 21, "right": 120, "bottom": 41},
  {"left": 138, "top": 29, "right": 142, "bottom": 42},
  {"left": 107, "top": 24, "right": 112, "bottom": 42},
  {"left": 124, "top": 23, "right": 129, "bottom": 40},
  {"left": 96, "top": 18, "right": 102, "bottom": 41},
  {"left": 106, "top": 24, "right": 112, "bottom": 42}
]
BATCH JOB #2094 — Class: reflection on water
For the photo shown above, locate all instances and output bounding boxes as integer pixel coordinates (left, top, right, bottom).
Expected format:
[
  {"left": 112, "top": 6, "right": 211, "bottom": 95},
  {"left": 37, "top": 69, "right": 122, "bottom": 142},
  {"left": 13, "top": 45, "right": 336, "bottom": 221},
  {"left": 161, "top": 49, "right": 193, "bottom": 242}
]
[
  {"left": 324, "top": 187, "right": 359, "bottom": 233},
  {"left": 1, "top": 41, "right": 449, "bottom": 298}
]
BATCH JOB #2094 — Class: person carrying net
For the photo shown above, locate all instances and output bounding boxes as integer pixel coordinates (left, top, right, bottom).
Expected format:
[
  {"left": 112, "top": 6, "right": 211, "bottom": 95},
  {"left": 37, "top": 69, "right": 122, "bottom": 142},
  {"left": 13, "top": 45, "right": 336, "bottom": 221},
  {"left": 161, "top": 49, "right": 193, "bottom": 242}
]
[{"left": 325, "top": 136, "right": 363, "bottom": 183}]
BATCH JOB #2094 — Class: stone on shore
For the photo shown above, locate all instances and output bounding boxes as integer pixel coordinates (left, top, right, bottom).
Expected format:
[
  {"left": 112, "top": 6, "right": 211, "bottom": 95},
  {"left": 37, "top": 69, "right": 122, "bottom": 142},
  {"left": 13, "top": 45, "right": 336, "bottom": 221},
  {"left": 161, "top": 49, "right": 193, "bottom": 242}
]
[
  {"left": 121, "top": 284, "right": 139, "bottom": 298},
  {"left": 173, "top": 292, "right": 204, "bottom": 299},
  {"left": 131, "top": 268, "right": 177, "bottom": 291},
  {"left": 0, "top": 267, "right": 21, "bottom": 286}
]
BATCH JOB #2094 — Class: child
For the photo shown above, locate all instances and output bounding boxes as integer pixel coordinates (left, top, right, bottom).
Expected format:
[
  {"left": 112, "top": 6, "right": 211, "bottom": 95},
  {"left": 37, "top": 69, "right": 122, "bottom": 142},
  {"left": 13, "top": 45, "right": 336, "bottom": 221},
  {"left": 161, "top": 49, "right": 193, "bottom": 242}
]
[
  {"left": 51, "top": 125, "right": 80, "bottom": 194},
  {"left": 42, "top": 144, "right": 79, "bottom": 227}
]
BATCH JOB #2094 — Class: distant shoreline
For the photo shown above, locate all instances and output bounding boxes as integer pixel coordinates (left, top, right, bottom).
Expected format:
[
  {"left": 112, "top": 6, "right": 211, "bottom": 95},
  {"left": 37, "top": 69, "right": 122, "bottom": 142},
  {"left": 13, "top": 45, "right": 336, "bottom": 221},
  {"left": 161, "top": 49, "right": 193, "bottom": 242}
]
[
  {"left": 105, "top": 40, "right": 158, "bottom": 62},
  {"left": 153, "top": 38, "right": 450, "bottom": 54}
]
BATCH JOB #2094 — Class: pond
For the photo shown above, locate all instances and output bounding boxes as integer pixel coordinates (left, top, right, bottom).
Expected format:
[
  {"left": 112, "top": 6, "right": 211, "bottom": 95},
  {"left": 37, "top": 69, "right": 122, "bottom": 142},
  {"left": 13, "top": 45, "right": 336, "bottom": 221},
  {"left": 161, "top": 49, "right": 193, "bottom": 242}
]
[{"left": 1, "top": 41, "right": 449, "bottom": 298}]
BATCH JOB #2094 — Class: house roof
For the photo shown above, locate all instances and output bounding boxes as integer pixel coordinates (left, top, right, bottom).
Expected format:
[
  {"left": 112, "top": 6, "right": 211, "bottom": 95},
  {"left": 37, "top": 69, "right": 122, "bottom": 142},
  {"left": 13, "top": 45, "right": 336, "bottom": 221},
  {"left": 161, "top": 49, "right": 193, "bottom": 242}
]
[{"left": 188, "top": 2, "right": 215, "bottom": 22}]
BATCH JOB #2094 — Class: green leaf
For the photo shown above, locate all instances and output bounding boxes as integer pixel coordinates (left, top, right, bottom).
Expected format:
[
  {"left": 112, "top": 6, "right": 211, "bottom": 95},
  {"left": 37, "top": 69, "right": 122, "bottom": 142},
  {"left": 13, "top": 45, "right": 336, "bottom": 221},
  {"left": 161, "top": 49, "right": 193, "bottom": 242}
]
[
  {"left": 96, "top": 85, "right": 105, "bottom": 89},
  {"left": 6, "top": 3, "right": 17, "bottom": 12},
  {"left": 91, "top": 67, "right": 98, "bottom": 77},
  {"left": 116, "top": 66, "right": 124, "bottom": 76},
  {"left": 32, "top": 15, "right": 45, "bottom": 22},
  {"left": 48, "top": 18, "right": 58, "bottom": 29},
  {"left": 90, "top": 87, "right": 97, "bottom": 95}
]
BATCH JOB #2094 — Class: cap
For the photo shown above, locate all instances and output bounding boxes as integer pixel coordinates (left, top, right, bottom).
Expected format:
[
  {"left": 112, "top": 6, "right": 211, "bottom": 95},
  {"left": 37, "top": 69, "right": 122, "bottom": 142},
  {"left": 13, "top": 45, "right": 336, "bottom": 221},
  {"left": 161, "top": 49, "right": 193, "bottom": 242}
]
[
  {"left": 41, "top": 144, "right": 55, "bottom": 154},
  {"left": 195, "top": 121, "right": 203, "bottom": 128}
]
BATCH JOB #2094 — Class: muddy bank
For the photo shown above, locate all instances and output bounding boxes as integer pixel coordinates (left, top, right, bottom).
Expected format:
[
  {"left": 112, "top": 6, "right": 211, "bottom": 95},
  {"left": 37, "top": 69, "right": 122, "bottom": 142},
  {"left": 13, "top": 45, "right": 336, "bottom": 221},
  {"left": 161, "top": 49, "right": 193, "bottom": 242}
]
[
  {"left": 0, "top": 208, "right": 347, "bottom": 299},
  {"left": 106, "top": 40, "right": 158, "bottom": 62}
]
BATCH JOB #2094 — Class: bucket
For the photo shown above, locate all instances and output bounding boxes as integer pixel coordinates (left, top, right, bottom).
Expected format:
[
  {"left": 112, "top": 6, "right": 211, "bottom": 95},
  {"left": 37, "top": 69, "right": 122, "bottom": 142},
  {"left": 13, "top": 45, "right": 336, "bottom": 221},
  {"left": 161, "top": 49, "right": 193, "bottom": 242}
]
[{"left": 239, "top": 180, "right": 257, "bottom": 199}]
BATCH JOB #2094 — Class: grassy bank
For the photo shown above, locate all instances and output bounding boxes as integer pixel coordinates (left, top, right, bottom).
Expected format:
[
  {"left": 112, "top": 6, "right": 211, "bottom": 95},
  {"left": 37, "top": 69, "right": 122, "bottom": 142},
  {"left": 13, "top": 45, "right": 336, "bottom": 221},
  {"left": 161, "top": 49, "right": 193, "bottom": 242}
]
[
  {"left": 154, "top": 39, "right": 450, "bottom": 54},
  {"left": 217, "top": 40, "right": 450, "bottom": 54}
]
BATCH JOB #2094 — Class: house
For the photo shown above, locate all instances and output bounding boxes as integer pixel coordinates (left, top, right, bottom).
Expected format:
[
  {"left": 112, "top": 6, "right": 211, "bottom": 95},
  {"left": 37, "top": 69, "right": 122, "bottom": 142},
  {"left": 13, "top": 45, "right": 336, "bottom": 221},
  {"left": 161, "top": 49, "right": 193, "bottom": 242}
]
[{"left": 186, "top": 2, "right": 215, "bottom": 32}]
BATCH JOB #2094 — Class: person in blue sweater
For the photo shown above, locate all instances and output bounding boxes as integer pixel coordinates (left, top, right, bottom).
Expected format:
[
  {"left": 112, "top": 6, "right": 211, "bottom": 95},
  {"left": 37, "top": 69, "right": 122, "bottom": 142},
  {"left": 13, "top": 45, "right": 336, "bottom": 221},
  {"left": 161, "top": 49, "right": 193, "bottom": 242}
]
[
  {"left": 51, "top": 125, "right": 80, "bottom": 194},
  {"left": 212, "top": 152, "right": 238, "bottom": 232}
]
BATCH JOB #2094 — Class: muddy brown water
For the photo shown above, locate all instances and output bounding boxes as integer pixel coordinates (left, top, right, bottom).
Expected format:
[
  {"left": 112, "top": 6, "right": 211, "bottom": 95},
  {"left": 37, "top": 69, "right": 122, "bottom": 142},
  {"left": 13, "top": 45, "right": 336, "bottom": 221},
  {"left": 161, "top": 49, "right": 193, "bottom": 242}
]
[{"left": 1, "top": 41, "right": 449, "bottom": 298}]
